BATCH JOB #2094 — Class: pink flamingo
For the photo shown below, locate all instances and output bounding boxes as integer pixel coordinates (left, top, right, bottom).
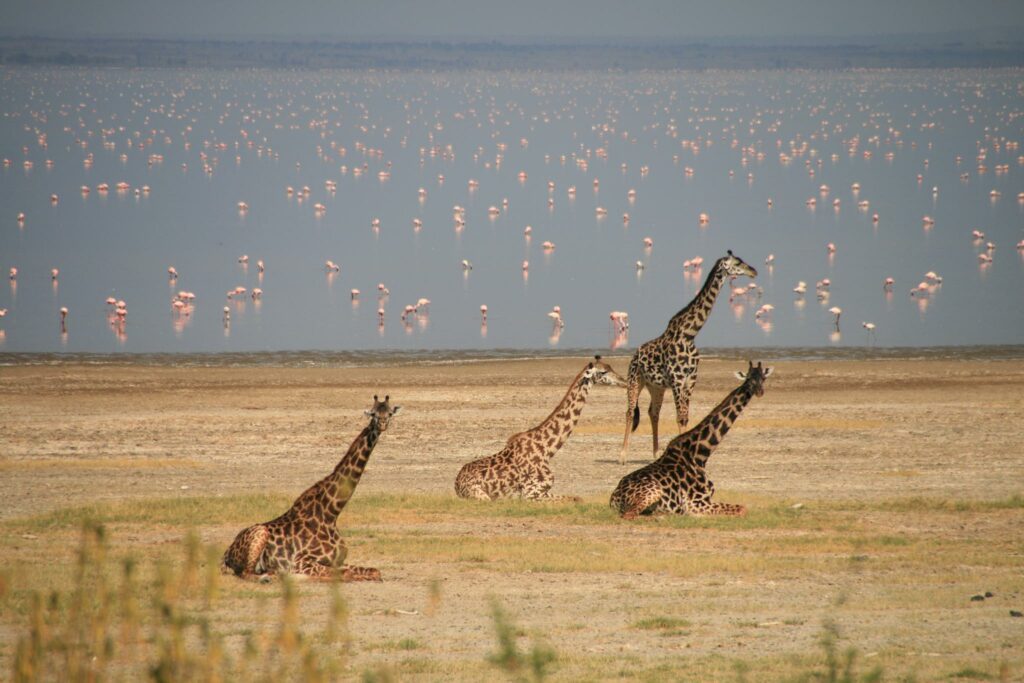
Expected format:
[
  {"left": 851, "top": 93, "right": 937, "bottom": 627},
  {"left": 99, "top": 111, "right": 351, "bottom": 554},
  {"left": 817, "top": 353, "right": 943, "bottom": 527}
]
[
  {"left": 643, "top": 237, "right": 653, "bottom": 248},
  {"left": 480, "top": 304, "right": 488, "bottom": 323},
  {"left": 9, "top": 267, "right": 16, "bottom": 281},
  {"left": 51, "top": 268, "right": 59, "bottom": 281},
  {"left": 829, "top": 306, "right": 842, "bottom": 328},
  {"left": 609, "top": 311, "right": 629, "bottom": 334},
  {"left": 883, "top": 277, "right": 894, "bottom": 291}
]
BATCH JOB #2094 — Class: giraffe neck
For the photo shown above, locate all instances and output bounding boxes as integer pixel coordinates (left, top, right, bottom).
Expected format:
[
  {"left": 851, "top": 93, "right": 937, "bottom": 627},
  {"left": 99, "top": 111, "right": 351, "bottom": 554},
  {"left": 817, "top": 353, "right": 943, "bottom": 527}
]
[
  {"left": 660, "top": 382, "right": 754, "bottom": 467},
  {"left": 530, "top": 370, "right": 593, "bottom": 458},
  {"left": 664, "top": 263, "right": 727, "bottom": 339},
  {"left": 308, "top": 421, "right": 380, "bottom": 524}
]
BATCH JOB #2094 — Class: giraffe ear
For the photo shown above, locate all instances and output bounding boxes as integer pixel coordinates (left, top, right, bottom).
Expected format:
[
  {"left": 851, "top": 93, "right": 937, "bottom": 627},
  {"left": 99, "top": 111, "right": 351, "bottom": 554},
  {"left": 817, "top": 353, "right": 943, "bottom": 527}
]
[
  {"left": 734, "top": 370, "right": 747, "bottom": 380},
  {"left": 763, "top": 367, "right": 774, "bottom": 377},
  {"left": 364, "top": 409, "right": 374, "bottom": 417},
  {"left": 391, "top": 405, "right": 402, "bottom": 415},
  {"left": 587, "top": 362, "right": 594, "bottom": 369}
]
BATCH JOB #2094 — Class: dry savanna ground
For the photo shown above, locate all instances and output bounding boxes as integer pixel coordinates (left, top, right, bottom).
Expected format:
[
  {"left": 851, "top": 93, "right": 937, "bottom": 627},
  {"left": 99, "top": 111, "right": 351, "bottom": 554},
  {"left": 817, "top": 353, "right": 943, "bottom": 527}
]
[{"left": 0, "top": 356, "right": 1022, "bottom": 681}]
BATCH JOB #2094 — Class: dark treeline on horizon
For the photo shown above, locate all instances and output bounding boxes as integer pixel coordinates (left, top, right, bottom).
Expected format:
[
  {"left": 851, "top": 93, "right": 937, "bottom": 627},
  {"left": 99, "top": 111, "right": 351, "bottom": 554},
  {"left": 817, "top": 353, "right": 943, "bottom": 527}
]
[{"left": 1, "top": 35, "right": 1023, "bottom": 69}]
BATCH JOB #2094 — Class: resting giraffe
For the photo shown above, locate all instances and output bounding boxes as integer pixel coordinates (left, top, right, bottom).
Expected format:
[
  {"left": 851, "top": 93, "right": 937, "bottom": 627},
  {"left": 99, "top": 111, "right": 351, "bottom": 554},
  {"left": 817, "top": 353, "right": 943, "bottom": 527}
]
[
  {"left": 455, "top": 356, "right": 626, "bottom": 501},
  {"left": 221, "top": 395, "right": 401, "bottom": 582},
  {"left": 610, "top": 361, "right": 772, "bottom": 519},
  {"left": 620, "top": 250, "right": 757, "bottom": 464}
]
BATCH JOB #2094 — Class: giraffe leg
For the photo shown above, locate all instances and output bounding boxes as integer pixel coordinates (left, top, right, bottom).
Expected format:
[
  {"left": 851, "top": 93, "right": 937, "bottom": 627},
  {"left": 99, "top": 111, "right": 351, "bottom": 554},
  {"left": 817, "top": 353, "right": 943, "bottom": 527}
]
[
  {"left": 671, "top": 374, "right": 697, "bottom": 434},
  {"left": 613, "top": 484, "right": 663, "bottom": 519},
  {"left": 221, "top": 524, "right": 270, "bottom": 580},
  {"left": 620, "top": 370, "right": 642, "bottom": 464},
  {"left": 293, "top": 555, "right": 339, "bottom": 580},
  {"left": 647, "top": 385, "right": 666, "bottom": 456},
  {"left": 692, "top": 502, "right": 747, "bottom": 517},
  {"left": 340, "top": 565, "right": 383, "bottom": 582},
  {"left": 522, "top": 472, "right": 580, "bottom": 502}
]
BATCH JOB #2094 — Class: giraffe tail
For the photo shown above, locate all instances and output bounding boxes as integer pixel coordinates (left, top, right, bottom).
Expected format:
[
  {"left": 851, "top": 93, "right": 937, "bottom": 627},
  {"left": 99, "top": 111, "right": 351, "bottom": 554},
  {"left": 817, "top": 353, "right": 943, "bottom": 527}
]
[{"left": 631, "top": 404, "right": 640, "bottom": 432}]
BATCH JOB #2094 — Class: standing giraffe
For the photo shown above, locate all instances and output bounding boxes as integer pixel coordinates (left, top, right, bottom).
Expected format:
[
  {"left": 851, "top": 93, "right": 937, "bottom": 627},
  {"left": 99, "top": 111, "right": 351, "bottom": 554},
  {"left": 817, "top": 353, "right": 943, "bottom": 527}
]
[
  {"left": 221, "top": 395, "right": 401, "bottom": 582},
  {"left": 611, "top": 361, "right": 772, "bottom": 518},
  {"left": 620, "top": 250, "right": 757, "bottom": 464},
  {"left": 455, "top": 356, "right": 626, "bottom": 501}
]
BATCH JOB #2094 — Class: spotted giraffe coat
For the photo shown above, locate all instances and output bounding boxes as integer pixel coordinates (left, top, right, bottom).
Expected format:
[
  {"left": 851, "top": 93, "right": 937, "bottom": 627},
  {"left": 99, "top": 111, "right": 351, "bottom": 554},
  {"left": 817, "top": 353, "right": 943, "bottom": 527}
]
[
  {"left": 221, "top": 396, "right": 400, "bottom": 581},
  {"left": 612, "top": 362, "right": 772, "bottom": 518},
  {"left": 455, "top": 358, "right": 625, "bottom": 501}
]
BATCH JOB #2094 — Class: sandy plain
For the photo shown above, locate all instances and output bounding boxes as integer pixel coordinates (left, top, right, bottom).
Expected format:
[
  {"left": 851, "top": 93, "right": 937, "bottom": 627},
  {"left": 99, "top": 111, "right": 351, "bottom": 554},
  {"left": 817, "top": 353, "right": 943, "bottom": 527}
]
[{"left": 1, "top": 355, "right": 1022, "bottom": 680}]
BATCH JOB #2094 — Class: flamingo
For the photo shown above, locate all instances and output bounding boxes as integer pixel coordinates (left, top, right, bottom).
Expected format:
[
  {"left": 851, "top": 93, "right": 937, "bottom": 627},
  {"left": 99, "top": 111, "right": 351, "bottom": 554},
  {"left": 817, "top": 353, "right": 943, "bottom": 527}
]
[
  {"left": 883, "top": 277, "right": 895, "bottom": 290},
  {"left": 829, "top": 306, "right": 842, "bottom": 327},
  {"left": 793, "top": 281, "right": 807, "bottom": 295},
  {"left": 480, "top": 304, "right": 488, "bottom": 323},
  {"left": 9, "top": 267, "right": 16, "bottom": 280},
  {"left": 461, "top": 259, "right": 473, "bottom": 271},
  {"left": 765, "top": 254, "right": 775, "bottom": 265}
]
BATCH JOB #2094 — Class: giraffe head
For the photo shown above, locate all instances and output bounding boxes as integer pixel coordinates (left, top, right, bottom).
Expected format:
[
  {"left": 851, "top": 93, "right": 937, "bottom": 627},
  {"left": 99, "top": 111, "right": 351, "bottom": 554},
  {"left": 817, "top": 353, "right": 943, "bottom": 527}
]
[
  {"left": 581, "top": 355, "right": 627, "bottom": 388},
  {"left": 364, "top": 395, "right": 402, "bottom": 432},
  {"left": 734, "top": 361, "right": 774, "bottom": 397},
  {"left": 720, "top": 250, "right": 758, "bottom": 279}
]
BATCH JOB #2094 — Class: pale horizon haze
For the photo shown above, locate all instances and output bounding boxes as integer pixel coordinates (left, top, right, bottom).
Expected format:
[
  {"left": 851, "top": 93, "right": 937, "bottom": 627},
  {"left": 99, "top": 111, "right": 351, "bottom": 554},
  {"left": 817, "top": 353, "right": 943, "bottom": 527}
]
[{"left": 1, "top": 0, "right": 1023, "bottom": 42}]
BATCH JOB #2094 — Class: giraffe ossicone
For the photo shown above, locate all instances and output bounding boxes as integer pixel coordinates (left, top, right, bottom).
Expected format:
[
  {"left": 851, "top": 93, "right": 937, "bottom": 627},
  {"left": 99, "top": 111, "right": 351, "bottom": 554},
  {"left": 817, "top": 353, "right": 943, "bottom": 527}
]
[
  {"left": 221, "top": 395, "right": 401, "bottom": 582},
  {"left": 455, "top": 356, "right": 626, "bottom": 501},
  {"left": 611, "top": 361, "right": 772, "bottom": 519},
  {"left": 620, "top": 250, "right": 757, "bottom": 464}
]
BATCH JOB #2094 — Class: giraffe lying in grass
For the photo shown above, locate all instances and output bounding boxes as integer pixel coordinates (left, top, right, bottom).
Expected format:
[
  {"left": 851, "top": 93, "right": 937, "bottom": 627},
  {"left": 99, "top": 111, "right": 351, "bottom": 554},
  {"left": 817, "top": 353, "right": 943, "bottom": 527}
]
[
  {"left": 455, "top": 356, "right": 625, "bottom": 501},
  {"left": 611, "top": 362, "right": 772, "bottom": 519},
  {"left": 221, "top": 395, "right": 401, "bottom": 582}
]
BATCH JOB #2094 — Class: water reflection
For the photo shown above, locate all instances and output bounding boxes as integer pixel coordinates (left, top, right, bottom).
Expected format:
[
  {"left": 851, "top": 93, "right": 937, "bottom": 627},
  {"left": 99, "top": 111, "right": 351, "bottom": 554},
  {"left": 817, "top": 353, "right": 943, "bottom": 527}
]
[{"left": 0, "top": 67, "right": 1021, "bottom": 352}]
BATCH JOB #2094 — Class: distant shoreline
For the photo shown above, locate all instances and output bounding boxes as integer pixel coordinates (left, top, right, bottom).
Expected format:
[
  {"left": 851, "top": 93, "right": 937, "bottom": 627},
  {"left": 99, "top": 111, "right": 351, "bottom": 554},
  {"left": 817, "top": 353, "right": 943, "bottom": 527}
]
[
  {"left": 2, "top": 35, "right": 1022, "bottom": 70},
  {"left": 2, "top": 345, "right": 1022, "bottom": 367}
]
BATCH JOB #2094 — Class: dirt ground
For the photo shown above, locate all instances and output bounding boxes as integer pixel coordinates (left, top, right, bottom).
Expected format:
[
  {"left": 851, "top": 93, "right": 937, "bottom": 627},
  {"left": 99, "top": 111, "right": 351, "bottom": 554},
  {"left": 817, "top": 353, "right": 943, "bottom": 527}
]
[{"left": 1, "top": 355, "right": 1023, "bottom": 679}]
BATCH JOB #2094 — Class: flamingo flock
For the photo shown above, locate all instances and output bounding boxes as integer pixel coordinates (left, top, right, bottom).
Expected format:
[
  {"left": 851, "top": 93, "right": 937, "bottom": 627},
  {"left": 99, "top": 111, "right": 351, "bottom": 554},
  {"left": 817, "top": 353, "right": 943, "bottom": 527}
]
[{"left": 0, "top": 68, "right": 1021, "bottom": 352}]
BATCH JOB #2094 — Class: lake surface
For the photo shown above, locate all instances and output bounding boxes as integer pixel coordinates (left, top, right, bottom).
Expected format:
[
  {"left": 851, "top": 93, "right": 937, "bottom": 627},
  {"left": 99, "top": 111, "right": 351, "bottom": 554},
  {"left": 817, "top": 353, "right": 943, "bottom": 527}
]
[{"left": 0, "top": 67, "right": 1021, "bottom": 353}]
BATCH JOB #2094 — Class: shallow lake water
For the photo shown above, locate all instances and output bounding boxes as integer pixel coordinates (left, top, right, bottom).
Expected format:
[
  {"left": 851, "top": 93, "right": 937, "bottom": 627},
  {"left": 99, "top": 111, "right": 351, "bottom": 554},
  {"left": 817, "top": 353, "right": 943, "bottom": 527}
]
[{"left": 0, "top": 67, "right": 1021, "bottom": 353}]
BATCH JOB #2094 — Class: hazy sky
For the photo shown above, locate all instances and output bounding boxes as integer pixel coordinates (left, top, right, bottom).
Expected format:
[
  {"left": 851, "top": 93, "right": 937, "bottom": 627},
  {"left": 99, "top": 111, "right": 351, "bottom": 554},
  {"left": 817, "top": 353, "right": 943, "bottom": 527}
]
[{"left": 2, "top": 0, "right": 1023, "bottom": 40}]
